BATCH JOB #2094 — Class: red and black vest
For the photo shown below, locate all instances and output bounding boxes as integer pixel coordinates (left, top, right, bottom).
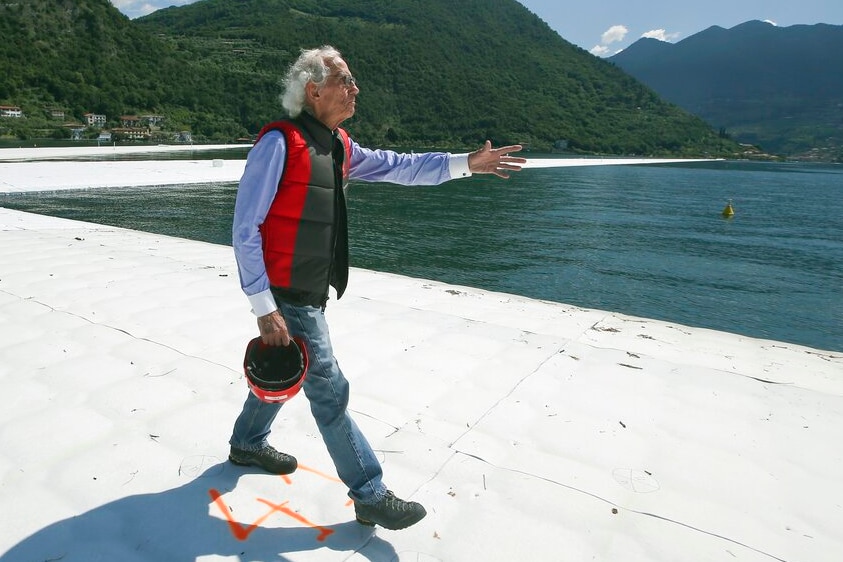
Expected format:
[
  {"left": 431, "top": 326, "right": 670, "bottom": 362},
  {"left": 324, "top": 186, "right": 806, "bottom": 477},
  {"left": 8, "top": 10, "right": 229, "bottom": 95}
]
[{"left": 255, "top": 112, "right": 352, "bottom": 306}]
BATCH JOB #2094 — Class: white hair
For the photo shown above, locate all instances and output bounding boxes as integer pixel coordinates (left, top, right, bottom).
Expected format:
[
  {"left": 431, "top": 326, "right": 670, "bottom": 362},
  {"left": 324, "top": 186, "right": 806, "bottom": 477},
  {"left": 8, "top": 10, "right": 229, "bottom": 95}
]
[{"left": 281, "top": 45, "right": 345, "bottom": 117}]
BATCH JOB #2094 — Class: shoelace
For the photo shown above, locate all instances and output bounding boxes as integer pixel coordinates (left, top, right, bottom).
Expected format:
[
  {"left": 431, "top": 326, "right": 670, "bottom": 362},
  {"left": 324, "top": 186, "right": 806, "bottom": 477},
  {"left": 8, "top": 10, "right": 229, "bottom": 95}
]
[
  {"left": 265, "top": 448, "right": 293, "bottom": 461},
  {"left": 381, "top": 492, "right": 414, "bottom": 511}
]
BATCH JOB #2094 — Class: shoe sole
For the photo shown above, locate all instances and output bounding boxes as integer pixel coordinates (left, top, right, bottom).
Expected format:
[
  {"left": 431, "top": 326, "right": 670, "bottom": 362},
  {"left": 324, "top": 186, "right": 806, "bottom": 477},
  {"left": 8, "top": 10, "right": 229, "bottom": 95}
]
[
  {"left": 354, "top": 511, "right": 426, "bottom": 530},
  {"left": 228, "top": 455, "right": 297, "bottom": 475}
]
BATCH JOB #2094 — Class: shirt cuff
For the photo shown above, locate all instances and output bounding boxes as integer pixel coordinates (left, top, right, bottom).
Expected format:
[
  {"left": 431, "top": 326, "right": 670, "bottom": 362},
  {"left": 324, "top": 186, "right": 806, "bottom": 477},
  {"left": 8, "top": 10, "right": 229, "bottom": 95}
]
[
  {"left": 449, "top": 153, "right": 472, "bottom": 179},
  {"left": 248, "top": 289, "right": 277, "bottom": 317}
]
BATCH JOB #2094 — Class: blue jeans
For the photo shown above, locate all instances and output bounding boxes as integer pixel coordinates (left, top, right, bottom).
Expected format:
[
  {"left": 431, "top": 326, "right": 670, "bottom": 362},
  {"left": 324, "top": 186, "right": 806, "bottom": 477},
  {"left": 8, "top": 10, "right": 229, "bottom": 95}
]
[{"left": 229, "top": 302, "right": 386, "bottom": 504}]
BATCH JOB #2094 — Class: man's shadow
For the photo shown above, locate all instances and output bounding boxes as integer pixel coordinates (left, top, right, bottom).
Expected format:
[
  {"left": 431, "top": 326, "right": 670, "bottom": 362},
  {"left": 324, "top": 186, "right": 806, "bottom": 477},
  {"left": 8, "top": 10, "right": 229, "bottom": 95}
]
[{"left": 1, "top": 458, "right": 398, "bottom": 562}]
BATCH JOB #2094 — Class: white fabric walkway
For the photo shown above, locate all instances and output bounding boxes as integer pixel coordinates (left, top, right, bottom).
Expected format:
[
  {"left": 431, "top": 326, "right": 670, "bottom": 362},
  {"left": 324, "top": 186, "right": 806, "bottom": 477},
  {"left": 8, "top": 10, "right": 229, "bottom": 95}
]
[{"left": 0, "top": 147, "right": 839, "bottom": 562}]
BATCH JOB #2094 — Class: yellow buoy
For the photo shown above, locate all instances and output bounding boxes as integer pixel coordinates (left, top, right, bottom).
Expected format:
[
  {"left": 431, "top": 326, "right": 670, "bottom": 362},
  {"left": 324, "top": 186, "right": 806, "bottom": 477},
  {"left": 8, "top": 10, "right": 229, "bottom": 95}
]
[{"left": 722, "top": 199, "right": 734, "bottom": 218}]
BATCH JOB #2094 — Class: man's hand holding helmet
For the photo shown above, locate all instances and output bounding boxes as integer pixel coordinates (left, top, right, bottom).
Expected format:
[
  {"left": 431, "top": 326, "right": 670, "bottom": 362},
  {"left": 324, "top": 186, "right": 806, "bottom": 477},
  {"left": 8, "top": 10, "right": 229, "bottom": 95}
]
[{"left": 257, "top": 310, "right": 290, "bottom": 346}]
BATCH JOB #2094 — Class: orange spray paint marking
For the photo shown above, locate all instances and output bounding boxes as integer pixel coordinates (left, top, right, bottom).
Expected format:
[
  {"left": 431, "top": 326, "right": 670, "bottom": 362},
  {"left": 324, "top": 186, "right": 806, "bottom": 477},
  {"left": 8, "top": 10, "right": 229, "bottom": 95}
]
[
  {"left": 210, "top": 462, "right": 344, "bottom": 543},
  {"left": 297, "top": 463, "right": 342, "bottom": 483},
  {"left": 209, "top": 488, "right": 280, "bottom": 541},
  {"left": 257, "top": 498, "right": 335, "bottom": 541}
]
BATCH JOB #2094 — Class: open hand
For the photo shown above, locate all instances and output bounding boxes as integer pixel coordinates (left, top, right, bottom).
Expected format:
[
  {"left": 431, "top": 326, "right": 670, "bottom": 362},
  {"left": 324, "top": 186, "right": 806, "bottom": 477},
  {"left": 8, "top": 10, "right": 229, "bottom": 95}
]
[{"left": 468, "top": 141, "right": 527, "bottom": 178}]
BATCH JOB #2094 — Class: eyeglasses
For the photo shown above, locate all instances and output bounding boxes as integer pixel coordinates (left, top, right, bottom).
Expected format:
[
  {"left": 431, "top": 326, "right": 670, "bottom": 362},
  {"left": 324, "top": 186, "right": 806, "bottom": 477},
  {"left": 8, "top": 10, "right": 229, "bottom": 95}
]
[{"left": 332, "top": 73, "right": 357, "bottom": 88}]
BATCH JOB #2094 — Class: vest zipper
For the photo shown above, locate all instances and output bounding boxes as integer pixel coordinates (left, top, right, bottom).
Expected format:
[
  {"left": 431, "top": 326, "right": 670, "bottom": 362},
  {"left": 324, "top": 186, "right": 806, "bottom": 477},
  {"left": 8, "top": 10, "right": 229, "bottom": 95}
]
[{"left": 324, "top": 131, "right": 345, "bottom": 310}]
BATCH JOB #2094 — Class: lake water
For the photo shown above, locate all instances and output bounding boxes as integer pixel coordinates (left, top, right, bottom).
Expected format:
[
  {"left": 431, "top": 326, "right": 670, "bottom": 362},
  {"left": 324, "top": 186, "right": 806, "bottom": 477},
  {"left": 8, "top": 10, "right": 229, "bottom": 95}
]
[{"left": 2, "top": 158, "right": 841, "bottom": 352}]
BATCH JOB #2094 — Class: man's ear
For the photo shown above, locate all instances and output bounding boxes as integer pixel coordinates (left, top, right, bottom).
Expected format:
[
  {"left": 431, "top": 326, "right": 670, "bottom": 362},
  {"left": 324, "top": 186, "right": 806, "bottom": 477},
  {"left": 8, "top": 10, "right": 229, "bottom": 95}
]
[{"left": 305, "top": 81, "right": 320, "bottom": 102}]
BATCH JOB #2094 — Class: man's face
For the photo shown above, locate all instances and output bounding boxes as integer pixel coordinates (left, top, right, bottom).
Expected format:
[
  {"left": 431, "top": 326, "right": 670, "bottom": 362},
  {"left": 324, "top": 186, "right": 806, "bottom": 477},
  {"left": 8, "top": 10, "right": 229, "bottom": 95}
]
[{"left": 309, "top": 59, "right": 359, "bottom": 130}]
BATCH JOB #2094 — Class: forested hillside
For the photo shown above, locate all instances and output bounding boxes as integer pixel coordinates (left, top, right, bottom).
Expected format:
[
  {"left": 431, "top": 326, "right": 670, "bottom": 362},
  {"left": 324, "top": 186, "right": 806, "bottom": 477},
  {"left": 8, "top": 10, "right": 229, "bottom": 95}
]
[{"left": 0, "top": 0, "right": 735, "bottom": 155}]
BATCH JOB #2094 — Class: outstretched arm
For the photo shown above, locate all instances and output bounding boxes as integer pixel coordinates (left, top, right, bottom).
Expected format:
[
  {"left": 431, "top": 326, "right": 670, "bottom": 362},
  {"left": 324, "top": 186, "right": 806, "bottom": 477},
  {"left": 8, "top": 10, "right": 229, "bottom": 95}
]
[{"left": 467, "top": 141, "right": 526, "bottom": 178}]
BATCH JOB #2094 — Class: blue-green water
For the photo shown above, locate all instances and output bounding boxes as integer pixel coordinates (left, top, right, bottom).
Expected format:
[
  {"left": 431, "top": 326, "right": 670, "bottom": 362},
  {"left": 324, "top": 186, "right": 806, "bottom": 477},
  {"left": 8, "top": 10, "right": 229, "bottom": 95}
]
[{"left": 2, "top": 158, "right": 841, "bottom": 352}]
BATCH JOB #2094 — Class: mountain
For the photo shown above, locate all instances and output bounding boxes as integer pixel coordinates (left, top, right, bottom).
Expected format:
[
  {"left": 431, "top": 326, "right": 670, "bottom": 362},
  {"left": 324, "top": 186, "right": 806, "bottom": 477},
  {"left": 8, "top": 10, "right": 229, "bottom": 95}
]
[
  {"left": 0, "top": 0, "right": 735, "bottom": 156},
  {"left": 609, "top": 20, "right": 843, "bottom": 160},
  {"left": 0, "top": 0, "right": 196, "bottom": 119}
]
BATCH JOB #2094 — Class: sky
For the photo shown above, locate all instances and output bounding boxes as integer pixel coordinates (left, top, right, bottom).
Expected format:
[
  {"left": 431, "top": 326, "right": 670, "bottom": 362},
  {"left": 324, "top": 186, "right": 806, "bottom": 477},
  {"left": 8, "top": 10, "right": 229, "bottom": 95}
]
[{"left": 111, "top": 0, "right": 843, "bottom": 56}]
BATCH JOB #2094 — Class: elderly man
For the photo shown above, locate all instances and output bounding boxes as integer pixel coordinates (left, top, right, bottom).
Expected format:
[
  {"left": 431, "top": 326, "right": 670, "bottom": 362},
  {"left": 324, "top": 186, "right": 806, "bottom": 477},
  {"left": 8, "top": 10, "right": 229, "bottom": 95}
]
[{"left": 229, "top": 45, "right": 525, "bottom": 530}]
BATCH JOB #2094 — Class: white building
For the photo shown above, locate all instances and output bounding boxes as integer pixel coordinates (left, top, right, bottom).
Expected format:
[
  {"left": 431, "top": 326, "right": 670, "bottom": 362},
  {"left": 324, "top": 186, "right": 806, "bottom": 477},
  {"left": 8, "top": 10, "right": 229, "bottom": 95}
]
[
  {"left": 0, "top": 105, "right": 23, "bottom": 118},
  {"left": 83, "top": 113, "right": 107, "bottom": 127}
]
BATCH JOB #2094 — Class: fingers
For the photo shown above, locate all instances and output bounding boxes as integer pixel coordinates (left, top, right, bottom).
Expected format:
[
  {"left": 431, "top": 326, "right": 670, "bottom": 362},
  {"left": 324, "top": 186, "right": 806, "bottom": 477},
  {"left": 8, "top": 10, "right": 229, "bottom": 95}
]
[
  {"left": 468, "top": 141, "right": 526, "bottom": 177},
  {"left": 493, "top": 168, "right": 514, "bottom": 179},
  {"left": 487, "top": 142, "right": 527, "bottom": 165},
  {"left": 257, "top": 311, "right": 291, "bottom": 346},
  {"left": 263, "top": 330, "right": 291, "bottom": 347},
  {"left": 490, "top": 161, "right": 516, "bottom": 178}
]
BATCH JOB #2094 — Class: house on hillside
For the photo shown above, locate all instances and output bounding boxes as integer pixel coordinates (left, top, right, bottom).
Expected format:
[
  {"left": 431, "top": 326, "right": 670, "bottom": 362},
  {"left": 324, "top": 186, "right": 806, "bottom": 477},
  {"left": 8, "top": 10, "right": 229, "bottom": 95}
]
[
  {"left": 112, "top": 127, "right": 150, "bottom": 141},
  {"left": 0, "top": 105, "right": 23, "bottom": 118},
  {"left": 83, "top": 113, "right": 106, "bottom": 127},
  {"left": 143, "top": 114, "right": 165, "bottom": 127},
  {"left": 121, "top": 115, "right": 142, "bottom": 128},
  {"left": 49, "top": 109, "right": 65, "bottom": 120},
  {"left": 69, "top": 126, "right": 85, "bottom": 141}
]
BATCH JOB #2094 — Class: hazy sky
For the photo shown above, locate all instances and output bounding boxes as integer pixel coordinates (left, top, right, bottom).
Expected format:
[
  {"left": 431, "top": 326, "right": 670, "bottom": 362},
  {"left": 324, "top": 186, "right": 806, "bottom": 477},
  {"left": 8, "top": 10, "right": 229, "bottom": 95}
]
[{"left": 110, "top": 0, "right": 843, "bottom": 56}]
